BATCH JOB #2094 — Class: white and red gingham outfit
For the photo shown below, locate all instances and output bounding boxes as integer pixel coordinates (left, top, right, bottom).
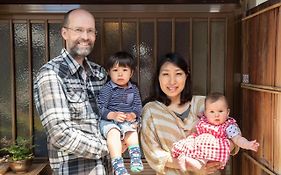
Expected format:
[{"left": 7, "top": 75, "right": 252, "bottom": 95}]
[{"left": 172, "top": 116, "right": 239, "bottom": 168}]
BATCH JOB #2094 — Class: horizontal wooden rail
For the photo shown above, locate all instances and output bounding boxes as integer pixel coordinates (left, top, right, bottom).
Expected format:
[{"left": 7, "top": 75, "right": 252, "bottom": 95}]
[
  {"left": 243, "top": 152, "right": 277, "bottom": 175},
  {"left": 242, "top": 2, "right": 281, "bottom": 21},
  {"left": 241, "top": 83, "right": 281, "bottom": 94}
]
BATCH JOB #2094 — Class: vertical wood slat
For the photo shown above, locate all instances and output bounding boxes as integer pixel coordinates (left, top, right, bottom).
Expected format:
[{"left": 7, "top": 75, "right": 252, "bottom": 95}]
[
  {"left": 136, "top": 18, "right": 140, "bottom": 85},
  {"left": 242, "top": 17, "right": 249, "bottom": 81},
  {"left": 187, "top": 17, "right": 191, "bottom": 63},
  {"left": 189, "top": 17, "right": 193, "bottom": 72},
  {"left": 45, "top": 20, "right": 50, "bottom": 63},
  {"left": 119, "top": 18, "right": 122, "bottom": 51},
  {"left": 276, "top": 7, "right": 281, "bottom": 87},
  {"left": 274, "top": 6, "right": 281, "bottom": 174},
  {"left": 259, "top": 11, "right": 275, "bottom": 86},
  {"left": 207, "top": 17, "right": 211, "bottom": 93},
  {"left": 153, "top": 18, "right": 157, "bottom": 66},
  {"left": 27, "top": 20, "right": 34, "bottom": 140},
  {"left": 171, "top": 17, "right": 175, "bottom": 52},
  {"left": 248, "top": 16, "right": 259, "bottom": 84},
  {"left": 100, "top": 18, "right": 104, "bottom": 65},
  {"left": 274, "top": 95, "right": 281, "bottom": 174},
  {"left": 224, "top": 17, "right": 229, "bottom": 102}
]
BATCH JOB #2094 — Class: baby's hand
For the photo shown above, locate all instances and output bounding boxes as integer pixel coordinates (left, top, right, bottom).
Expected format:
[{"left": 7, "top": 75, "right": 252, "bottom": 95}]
[
  {"left": 125, "top": 112, "right": 137, "bottom": 122},
  {"left": 249, "top": 140, "right": 259, "bottom": 152},
  {"left": 107, "top": 112, "right": 126, "bottom": 122}
]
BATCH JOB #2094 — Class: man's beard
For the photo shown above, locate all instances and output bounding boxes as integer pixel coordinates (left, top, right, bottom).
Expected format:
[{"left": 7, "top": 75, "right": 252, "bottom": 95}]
[{"left": 69, "top": 43, "right": 94, "bottom": 58}]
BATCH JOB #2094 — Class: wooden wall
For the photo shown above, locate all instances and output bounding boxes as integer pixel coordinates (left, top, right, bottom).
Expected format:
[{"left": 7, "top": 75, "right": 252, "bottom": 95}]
[{"left": 241, "top": 2, "right": 281, "bottom": 175}]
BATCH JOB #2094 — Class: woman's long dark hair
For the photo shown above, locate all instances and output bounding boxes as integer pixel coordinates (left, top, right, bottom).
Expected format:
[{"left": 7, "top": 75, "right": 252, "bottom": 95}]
[{"left": 144, "top": 52, "right": 192, "bottom": 106}]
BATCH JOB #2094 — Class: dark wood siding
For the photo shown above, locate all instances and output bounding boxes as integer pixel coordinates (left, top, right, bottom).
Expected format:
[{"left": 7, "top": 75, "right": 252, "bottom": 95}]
[{"left": 241, "top": 2, "right": 281, "bottom": 175}]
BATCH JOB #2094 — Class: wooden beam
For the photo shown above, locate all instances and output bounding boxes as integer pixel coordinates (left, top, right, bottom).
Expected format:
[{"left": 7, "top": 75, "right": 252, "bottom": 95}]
[{"left": 0, "top": 0, "right": 239, "bottom": 4}]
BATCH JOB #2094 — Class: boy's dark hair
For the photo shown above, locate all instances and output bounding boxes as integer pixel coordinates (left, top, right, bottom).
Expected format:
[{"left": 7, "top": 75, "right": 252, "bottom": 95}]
[
  {"left": 205, "top": 92, "right": 228, "bottom": 107},
  {"left": 106, "top": 51, "right": 136, "bottom": 71},
  {"left": 144, "top": 52, "right": 192, "bottom": 106}
]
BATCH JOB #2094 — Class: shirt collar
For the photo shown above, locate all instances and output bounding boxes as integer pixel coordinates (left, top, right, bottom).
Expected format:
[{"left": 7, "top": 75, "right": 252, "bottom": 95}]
[
  {"left": 109, "top": 80, "right": 132, "bottom": 89},
  {"left": 61, "top": 49, "right": 83, "bottom": 75},
  {"left": 60, "top": 48, "right": 98, "bottom": 77}
]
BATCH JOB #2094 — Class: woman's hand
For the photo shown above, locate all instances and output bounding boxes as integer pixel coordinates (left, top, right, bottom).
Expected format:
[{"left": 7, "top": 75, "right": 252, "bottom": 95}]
[
  {"left": 187, "top": 161, "right": 222, "bottom": 174},
  {"left": 203, "top": 161, "right": 222, "bottom": 174},
  {"left": 171, "top": 156, "right": 222, "bottom": 174}
]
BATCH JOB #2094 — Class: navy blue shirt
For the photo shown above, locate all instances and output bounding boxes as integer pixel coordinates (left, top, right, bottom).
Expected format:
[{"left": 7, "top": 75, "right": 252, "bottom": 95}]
[{"left": 97, "top": 80, "right": 142, "bottom": 122}]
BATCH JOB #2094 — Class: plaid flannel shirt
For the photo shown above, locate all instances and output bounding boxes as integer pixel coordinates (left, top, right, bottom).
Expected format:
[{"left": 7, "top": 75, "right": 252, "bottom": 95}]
[{"left": 33, "top": 49, "right": 112, "bottom": 175}]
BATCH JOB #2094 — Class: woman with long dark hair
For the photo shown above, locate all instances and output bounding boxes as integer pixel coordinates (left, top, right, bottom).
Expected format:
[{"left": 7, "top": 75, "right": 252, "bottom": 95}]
[{"left": 140, "top": 53, "right": 238, "bottom": 174}]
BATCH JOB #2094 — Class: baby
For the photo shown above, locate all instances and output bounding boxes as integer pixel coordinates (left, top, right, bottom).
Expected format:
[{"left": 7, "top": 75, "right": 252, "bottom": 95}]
[{"left": 171, "top": 92, "right": 259, "bottom": 171}]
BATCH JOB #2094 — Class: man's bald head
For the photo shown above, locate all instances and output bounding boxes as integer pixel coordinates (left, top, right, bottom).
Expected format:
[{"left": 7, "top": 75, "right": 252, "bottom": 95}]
[{"left": 63, "top": 8, "right": 95, "bottom": 27}]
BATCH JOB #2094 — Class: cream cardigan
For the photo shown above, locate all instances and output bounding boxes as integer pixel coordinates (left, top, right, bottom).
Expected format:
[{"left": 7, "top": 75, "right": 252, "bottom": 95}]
[{"left": 141, "top": 96, "right": 209, "bottom": 175}]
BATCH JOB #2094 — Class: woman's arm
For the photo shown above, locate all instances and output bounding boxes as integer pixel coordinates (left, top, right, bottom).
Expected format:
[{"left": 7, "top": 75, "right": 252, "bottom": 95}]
[{"left": 140, "top": 104, "right": 174, "bottom": 174}]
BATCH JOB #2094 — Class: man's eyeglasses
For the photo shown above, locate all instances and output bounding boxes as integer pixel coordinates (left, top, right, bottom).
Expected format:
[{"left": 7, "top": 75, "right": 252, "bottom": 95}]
[{"left": 63, "top": 26, "right": 98, "bottom": 36}]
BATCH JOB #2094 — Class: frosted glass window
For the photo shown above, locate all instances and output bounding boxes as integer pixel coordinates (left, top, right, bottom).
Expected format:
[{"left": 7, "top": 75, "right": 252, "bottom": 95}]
[
  {"left": 90, "top": 21, "right": 102, "bottom": 65},
  {"left": 49, "top": 23, "right": 63, "bottom": 60},
  {"left": 32, "top": 23, "right": 46, "bottom": 77},
  {"left": 210, "top": 21, "right": 225, "bottom": 93},
  {"left": 32, "top": 23, "right": 48, "bottom": 157},
  {"left": 175, "top": 21, "right": 190, "bottom": 60},
  {"left": 158, "top": 21, "right": 172, "bottom": 58},
  {"left": 104, "top": 22, "right": 120, "bottom": 61},
  {"left": 192, "top": 20, "right": 208, "bottom": 95},
  {"left": 139, "top": 22, "right": 154, "bottom": 101},
  {"left": 122, "top": 22, "right": 137, "bottom": 82},
  {"left": 0, "top": 22, "right": 12, "bottom": 139},
  {"left": 14, "top": 23, "right": 29, "bottom": 137}
]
